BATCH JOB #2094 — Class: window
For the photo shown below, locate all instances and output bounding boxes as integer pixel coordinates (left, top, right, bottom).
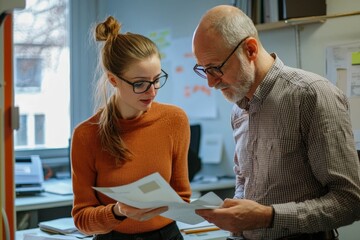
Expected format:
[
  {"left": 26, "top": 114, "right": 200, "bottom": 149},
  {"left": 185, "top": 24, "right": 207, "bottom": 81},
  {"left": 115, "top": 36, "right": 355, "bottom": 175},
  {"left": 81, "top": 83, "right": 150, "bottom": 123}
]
[
  {"left": 15, "top": 57, "right": 43, "bottom": 91},
  {"left": 15, "top": 115, "right": 28, "bottom": 146},
  {"left": 34, "top": 114, "right": 45, "bottom": 145},
  {"left": 13, "top": 0, "right": 70, "bottom": 153}
]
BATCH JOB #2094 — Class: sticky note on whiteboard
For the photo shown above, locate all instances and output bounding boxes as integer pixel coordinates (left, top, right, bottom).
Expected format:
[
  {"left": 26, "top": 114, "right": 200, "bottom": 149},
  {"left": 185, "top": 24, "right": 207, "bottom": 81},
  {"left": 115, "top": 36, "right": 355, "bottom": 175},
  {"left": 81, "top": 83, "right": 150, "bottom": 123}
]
[
  {"left": 200, "top": 134, "right": 223, "bottom": 164},
  {"left": 352, "top": 52, "right": 360, "bottom": 65}
]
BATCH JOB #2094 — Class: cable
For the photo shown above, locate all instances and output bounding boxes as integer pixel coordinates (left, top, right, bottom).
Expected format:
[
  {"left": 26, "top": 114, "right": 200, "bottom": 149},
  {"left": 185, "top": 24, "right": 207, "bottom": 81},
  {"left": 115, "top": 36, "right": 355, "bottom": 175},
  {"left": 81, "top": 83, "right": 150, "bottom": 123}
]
[
  {"left": 1, "top": 207, "right": 10, "bottom": 240},
  {"left": 0, "top": 12, "right": 8, "bottom": 27}
]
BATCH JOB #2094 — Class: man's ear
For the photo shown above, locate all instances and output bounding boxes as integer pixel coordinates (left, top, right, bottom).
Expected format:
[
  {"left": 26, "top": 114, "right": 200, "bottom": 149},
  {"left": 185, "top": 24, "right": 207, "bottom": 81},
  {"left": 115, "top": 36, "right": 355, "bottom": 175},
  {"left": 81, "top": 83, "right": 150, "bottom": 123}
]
[
  {"left": 244, "top": 37, "right": 258, "bottom": 60},
  {"left": 107, "top": 73, "right": 117, "bottom": 87}
]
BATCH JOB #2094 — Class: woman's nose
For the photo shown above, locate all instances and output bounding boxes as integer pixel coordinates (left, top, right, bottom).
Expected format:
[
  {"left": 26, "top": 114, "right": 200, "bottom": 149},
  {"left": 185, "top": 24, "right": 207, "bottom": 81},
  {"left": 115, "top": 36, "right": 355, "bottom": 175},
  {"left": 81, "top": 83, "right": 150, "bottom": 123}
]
[{"left": 146, "top": 84, "right": 157, "bottom": 95}]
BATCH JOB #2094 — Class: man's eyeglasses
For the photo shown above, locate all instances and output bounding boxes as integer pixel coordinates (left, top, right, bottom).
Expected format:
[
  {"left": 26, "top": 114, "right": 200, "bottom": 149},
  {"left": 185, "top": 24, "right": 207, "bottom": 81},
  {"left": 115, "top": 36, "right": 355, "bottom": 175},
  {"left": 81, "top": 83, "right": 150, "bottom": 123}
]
[
  {"left": 115, "top": 69, "right": 168, "bottom": 94},
  {"left": 193, "top": 36, "right": 249, "bottom": 79}
]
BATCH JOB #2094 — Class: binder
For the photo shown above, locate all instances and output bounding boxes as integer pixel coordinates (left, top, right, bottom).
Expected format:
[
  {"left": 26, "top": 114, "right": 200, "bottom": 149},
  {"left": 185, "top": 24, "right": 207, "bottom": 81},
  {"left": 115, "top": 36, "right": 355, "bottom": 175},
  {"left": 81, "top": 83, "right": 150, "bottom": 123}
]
[{"left": 279, "top": 0, "right": 326, "bottom": 20}]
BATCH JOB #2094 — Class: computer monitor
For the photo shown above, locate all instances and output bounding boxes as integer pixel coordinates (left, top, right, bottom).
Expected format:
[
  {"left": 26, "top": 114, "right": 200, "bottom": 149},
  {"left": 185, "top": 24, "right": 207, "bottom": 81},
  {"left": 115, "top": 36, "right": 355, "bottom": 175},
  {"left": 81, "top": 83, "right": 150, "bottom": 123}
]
[{"left": 188, "top": 124, "right": 202, "bottom": 182}]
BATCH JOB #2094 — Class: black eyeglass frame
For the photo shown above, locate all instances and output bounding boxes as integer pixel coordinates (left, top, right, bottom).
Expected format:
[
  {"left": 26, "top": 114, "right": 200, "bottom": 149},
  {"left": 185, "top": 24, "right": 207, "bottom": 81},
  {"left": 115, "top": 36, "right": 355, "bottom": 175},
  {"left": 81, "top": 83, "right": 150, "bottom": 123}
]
[
  {"left": 115, "top": 69, "right": 168, "bottom": 94},
  {"left": 193, "top": 36, "right": 250, "bottom": 79}
]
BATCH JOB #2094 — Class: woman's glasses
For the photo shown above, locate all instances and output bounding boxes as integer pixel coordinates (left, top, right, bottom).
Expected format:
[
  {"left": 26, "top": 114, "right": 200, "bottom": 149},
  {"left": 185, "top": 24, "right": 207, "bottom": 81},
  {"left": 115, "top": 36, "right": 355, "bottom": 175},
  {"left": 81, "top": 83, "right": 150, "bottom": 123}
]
[{"left": 116, "top": 69, "right": 168, "bottom": 94}]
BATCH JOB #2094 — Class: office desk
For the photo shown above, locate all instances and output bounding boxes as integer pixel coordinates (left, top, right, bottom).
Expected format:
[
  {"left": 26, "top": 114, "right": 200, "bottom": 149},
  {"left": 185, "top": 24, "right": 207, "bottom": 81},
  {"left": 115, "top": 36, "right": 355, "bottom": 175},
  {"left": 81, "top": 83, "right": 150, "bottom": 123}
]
[
  {"left": 15, "top": 178, "right": 235, "bottom": 230},
  {"left": 16, "top": 192, "right": 73, "bottom": 212},
  {"left": 16, "top": 226, "right": 229, "bottom": 240},
  {"left": 191, "top": 178, "right": 235, "bottom": 199},
  {"left": 16, "top": 178, "right": 235, "bottom": 209},
  {"left": 191, "top": 178, "right": 235, "bottom": 192},
  {"left": 16, "top": 192, "right": 73, "bottom": 230}
]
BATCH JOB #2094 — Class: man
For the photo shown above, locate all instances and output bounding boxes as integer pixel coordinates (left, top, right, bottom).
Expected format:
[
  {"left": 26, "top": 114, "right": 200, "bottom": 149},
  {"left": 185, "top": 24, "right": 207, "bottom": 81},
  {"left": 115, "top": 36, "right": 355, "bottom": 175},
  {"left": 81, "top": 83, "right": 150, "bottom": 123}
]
[{"left": 193, "top": 5, "right": 360, "bottom": 240}]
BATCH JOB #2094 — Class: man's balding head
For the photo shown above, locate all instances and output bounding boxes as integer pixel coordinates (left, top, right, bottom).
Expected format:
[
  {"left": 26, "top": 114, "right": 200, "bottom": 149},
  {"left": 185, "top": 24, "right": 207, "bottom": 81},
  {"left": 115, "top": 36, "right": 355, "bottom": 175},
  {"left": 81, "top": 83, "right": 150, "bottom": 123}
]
[{"left": 193, "top": 5, "right": 258, "bottom": 49}]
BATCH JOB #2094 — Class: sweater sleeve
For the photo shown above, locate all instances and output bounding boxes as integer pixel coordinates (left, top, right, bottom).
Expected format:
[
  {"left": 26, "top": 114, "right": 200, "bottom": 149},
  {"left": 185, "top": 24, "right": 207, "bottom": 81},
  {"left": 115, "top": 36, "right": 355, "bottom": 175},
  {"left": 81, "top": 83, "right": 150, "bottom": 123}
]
[
  {"left": 71, "top": 123, "right": 121, "bottom": 235},
  {"left": 168, "top": 108, "right": 192, "bottom": 203}
]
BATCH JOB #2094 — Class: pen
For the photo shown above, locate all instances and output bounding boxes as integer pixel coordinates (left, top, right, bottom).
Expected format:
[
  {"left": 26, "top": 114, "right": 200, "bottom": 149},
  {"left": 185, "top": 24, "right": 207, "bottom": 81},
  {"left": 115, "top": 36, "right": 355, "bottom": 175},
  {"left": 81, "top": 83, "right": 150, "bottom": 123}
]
[{"left": 182, "top": 226, "right": 220, "bottom": 234}]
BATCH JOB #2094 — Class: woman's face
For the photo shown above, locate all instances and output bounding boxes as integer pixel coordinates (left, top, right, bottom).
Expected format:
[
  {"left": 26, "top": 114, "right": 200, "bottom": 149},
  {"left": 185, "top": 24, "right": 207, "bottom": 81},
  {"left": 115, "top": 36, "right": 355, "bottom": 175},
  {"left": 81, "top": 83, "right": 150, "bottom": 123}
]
[{"left": 112, "top": 55, "right": 162, "bottom": 120}]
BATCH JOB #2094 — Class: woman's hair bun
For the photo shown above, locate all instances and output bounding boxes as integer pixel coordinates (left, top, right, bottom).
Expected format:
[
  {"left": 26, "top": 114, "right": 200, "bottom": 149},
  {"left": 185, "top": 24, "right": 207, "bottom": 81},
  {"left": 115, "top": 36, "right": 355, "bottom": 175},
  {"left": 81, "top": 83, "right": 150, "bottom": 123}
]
[{"left": 95, "top": 16, "right": 122, "bottom": 41}]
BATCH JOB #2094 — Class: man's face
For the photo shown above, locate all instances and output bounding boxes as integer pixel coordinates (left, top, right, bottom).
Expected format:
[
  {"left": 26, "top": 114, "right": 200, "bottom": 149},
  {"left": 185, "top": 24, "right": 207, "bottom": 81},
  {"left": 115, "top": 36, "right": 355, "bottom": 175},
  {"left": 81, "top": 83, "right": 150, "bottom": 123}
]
[
  {"left": 217, "top": 54, "right": 255, "bottom": 103},
  {"left": 193, "top": 33, "right": 255, "bottom": 103}
]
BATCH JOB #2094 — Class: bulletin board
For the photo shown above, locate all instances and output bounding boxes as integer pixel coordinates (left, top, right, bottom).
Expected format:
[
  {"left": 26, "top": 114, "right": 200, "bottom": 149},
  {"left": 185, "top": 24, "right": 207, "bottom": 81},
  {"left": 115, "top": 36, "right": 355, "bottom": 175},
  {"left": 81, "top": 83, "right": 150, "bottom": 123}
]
[{"left": 326, "top": 41, "right": 360, "bottom": 149}]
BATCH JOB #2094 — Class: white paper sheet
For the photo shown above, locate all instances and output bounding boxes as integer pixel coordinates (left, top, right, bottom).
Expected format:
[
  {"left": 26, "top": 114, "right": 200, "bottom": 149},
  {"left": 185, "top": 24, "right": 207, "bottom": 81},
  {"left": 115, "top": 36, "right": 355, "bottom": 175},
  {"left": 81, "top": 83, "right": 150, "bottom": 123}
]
[
  {"left": 23, "top": 233, "right": 85, "bottom": 240},
  {"left": 200, "top": 134, "right": 223, "bottom": 164},
  {"left": 93, "top": 172, "right": 223, "bottom": 224}
]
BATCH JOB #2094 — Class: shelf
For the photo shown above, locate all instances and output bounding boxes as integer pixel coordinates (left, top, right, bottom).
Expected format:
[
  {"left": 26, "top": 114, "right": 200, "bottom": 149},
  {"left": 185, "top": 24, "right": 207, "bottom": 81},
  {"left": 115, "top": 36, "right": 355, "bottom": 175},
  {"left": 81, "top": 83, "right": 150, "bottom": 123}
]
[{"left": 256, "top": 10, "right": 360, "bottom": 31}]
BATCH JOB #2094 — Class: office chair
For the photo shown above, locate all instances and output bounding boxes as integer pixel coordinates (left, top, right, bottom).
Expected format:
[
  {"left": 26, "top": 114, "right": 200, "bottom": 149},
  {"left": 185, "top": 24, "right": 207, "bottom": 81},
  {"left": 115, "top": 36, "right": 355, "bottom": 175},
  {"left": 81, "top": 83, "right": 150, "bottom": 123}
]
[{"left": 188, "top": 124, "right": 202, "bottom": 182}]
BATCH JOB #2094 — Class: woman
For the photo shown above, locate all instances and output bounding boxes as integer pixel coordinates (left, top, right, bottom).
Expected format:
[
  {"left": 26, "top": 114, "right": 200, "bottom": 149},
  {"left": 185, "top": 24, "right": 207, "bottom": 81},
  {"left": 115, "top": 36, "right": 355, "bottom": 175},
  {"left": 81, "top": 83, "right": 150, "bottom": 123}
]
[{"left": 71, "top": 16, "right": 191, "bottom": 240}]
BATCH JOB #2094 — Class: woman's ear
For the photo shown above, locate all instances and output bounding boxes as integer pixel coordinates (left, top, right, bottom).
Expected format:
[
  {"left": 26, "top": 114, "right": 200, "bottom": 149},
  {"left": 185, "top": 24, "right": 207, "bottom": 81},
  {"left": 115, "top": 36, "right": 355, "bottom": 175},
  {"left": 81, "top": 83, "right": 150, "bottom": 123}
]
[{"left": 107, "top": 73, "right": 117, "bottom": 87}]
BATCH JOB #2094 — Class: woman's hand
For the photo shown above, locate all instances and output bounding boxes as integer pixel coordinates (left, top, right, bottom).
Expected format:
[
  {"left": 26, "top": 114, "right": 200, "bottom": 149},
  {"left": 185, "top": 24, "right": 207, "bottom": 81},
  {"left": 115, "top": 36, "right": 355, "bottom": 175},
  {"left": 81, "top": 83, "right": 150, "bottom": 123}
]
[{"left": 113, "top": 202, "right": 168, "bottom": 221}]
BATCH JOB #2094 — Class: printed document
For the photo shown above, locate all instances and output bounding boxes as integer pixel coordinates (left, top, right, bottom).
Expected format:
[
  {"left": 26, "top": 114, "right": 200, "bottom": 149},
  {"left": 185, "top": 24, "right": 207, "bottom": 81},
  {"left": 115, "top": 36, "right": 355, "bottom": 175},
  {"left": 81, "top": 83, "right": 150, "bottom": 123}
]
[{"left": 93, "top": 172, "right": 223, "bottom": 224}]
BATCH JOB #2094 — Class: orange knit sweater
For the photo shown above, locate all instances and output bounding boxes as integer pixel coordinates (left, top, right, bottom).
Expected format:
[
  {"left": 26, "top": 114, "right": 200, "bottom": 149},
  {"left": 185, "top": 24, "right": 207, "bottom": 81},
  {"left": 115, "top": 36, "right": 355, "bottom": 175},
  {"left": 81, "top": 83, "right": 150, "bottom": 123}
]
[{"left": 71, "top": 102, "right": 191, "bottom": 235}]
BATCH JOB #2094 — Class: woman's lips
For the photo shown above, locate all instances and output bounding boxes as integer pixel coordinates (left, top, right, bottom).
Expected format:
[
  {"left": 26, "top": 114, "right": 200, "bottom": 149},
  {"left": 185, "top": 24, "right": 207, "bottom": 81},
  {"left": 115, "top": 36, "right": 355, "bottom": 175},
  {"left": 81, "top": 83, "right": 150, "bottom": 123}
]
[{"left": 140, "top": 99, "right": 152, "bottom": 105}]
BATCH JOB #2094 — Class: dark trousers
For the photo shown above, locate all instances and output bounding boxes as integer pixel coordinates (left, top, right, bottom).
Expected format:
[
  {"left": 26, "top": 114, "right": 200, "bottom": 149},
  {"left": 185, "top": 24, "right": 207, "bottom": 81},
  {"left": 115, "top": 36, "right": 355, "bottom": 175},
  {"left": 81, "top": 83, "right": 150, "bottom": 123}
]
[
  {"left": 277, "top": 229, "right": 339, "bottom": 240},
  {"left": 227, "top": 229, "right": 339, "bottom": 240},
  {"left": 93, "top": 221, "right": 183, "bottom": 240}
]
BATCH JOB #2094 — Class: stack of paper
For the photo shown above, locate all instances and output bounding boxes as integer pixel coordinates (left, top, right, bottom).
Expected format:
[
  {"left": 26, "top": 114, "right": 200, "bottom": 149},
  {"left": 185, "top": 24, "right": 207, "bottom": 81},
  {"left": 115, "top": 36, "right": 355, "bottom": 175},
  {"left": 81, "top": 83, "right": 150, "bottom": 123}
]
[
  {"left": 177, "top": 220, "right": 220, "bottom": 234},
  {"left": 43, "top": 179, "right": 73, "bottom": 195},
  {"left": 24, "top": 233, "right": 85, "bottom": 240},
  {"left": 38, "top": 217, "right": 89, "bottom": 238}
]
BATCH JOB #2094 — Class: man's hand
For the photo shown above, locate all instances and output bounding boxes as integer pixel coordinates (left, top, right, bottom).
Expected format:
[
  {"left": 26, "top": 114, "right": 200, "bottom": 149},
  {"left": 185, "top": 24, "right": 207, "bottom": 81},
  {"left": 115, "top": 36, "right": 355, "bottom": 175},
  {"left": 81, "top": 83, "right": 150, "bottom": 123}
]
[
  {"left": 114, "top": 202, "right": 168, "bottom": 221},
  {"left": 195, "top": 198, "right": 273, "bottom": 233}
]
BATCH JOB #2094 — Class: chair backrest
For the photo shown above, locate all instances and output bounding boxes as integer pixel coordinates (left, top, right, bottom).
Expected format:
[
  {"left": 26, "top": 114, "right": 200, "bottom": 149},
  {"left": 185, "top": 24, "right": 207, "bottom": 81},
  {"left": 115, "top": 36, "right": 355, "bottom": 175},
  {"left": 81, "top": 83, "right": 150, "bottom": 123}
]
[{"left": 188, "top": 124, "right": 202, "bottom": 182}]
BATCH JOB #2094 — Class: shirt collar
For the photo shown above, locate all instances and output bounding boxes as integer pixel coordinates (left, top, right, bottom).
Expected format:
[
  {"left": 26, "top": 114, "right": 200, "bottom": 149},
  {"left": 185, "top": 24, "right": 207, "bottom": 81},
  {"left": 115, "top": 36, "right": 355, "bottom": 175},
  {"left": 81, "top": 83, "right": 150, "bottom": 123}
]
[{"left": 237, "top": 53, "right": 284, "bottom": 111}]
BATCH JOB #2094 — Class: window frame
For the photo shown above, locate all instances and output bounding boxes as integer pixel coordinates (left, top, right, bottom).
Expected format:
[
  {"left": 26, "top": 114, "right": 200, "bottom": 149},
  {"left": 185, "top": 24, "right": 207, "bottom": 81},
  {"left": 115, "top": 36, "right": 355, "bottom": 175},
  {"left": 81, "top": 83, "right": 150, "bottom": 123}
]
[{"left": 14, "top": 0, "right": 98, "bottom": 168}]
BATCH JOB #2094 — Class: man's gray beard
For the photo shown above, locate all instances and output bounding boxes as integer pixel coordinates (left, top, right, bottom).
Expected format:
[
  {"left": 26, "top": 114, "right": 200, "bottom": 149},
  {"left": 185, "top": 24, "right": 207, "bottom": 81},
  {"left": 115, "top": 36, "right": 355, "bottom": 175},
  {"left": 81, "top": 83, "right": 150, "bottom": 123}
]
[{"left": 223, "top": 74, "right": 254, "bottom": 103}]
